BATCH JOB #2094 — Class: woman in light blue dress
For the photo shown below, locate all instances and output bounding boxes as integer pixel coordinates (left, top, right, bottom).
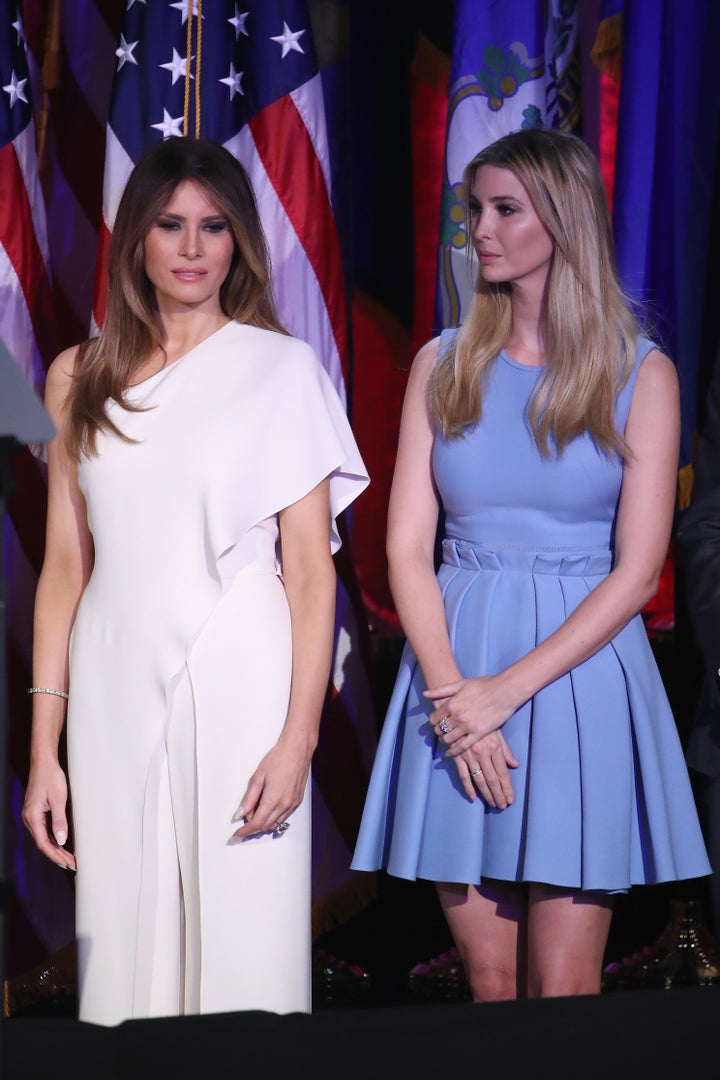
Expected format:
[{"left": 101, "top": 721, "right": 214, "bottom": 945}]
[{"left": 351, "top": 128, "right": 710, "bottom": 1001}]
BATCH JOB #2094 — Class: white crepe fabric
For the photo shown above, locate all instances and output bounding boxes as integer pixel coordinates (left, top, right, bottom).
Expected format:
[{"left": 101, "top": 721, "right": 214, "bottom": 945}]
[{"left": 67, "top": 322, "right": 369, "bottom": 1026}]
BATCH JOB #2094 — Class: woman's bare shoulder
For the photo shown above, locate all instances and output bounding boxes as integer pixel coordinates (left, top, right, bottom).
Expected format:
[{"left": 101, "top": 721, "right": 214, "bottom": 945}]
[
  {"left": 639, "top": 346, "right": 676, "bottom": 374},
  {"left": 409, "top": 335, "right": 443, "bottom": 380},
  {"left": 45, "top": 345, "right": 82, "bottom": 390},
  {"left": 43, "top": 344, "right": 88, "bottom": 422},
  {"left": 635, "top": 346, "right": 679, "bottom": 397}
]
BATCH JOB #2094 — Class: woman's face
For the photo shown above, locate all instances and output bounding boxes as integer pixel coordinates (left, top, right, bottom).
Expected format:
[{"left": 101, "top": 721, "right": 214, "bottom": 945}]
[
  {"left": 469, "top": 165, "right": 553, "bottom": 293},
  {"left": 143, "top": 179, "right": 235, "bottom": 314}
]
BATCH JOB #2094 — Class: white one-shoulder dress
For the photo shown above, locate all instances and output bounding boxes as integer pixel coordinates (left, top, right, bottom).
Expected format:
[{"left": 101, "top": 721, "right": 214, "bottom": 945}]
[{"left": 68, "top": 321, "right": 369, "bottom": 1026}]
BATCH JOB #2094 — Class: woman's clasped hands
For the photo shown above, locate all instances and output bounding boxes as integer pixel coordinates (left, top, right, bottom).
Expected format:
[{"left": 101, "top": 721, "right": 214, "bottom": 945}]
[{"left": 425, "top": 674, "right": 520, "bottom": 809}]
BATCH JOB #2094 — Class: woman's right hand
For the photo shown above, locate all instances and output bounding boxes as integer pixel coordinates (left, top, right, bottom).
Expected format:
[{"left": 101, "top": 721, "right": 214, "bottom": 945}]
[
  {"left": 454, "top": 730, "right": 519, "bottom": 809},
  {"left": 22, "top": 759, "right": 76, "bottom": 870}
]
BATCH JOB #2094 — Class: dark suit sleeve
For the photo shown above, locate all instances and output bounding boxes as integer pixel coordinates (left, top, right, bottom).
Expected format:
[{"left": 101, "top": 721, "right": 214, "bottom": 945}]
[{"left": 677, "top": 345, "right": 720, "bottom": 703}]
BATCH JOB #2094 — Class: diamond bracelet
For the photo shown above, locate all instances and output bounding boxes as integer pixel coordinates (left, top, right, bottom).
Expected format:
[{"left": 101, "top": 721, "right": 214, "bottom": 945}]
[{"left": 27, "top": 687, "right": 69, "bottom": 701}]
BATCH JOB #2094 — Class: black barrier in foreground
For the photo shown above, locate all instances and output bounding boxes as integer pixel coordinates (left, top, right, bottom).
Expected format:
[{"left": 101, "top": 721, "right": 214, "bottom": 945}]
[{"left": 4, "top": 985, "right": 720, "bottom": 1080}]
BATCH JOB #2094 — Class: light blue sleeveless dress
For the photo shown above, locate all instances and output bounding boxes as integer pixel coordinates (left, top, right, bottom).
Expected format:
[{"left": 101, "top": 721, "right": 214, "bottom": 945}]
[{"left": 351, "top": 333, "right": 711, "bottom": 891}]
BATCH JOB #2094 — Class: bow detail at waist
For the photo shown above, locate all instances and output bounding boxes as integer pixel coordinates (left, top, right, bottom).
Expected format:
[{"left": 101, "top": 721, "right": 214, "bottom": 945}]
[{"left": 441, "top": 537, "right": 612, "bottom": 577}]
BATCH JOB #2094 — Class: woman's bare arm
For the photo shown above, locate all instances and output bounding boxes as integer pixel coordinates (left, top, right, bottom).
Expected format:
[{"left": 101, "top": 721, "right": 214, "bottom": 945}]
[
  {"left": 22, "top": 348, "right": 94, "bottom": 869},
  {"left": 232, "top": 478, "right": 336, "bottom": 838},
  {"left": 385, "top": 339, "right": 517, "bottom": 806}
]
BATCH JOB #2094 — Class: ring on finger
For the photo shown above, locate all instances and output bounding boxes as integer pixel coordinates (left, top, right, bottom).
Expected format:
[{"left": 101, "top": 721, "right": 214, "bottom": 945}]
[
  {"left": 471, "top": 768, "right": 483, "bottom": 777},
  {"left": 438, "top": 715, "right": 452, "bottom": 735}
]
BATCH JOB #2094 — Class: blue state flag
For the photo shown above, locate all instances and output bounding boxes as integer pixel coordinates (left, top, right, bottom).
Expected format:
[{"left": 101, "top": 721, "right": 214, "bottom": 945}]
[{"left": 436, "top": 0, "right": 580, "bottom": 330}]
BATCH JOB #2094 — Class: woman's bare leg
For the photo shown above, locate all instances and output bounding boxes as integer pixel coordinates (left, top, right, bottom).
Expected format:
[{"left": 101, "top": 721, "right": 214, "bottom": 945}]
[
  {"left": 436, "top": 879, "right": 527, "bottom": 1001},
  {"left": 525, "top": 884, "right": 614, "bottom": 998}
]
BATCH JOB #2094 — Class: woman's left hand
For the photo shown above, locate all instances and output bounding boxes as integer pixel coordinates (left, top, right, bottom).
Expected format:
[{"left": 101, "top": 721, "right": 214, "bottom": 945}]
[
  {"left": 230, "top": 730, "right": 313, "bottom": 840},
  {"left": 455, "top": 730, "right": 519, "bottom": 808},
  {"left": 425, "top": 673, "right": 521, "bottom": 757}
]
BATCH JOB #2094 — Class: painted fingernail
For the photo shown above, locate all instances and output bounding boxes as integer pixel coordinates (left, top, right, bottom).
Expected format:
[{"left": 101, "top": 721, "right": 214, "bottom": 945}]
[{"left": 55, "top": 829, "right": 67, "bottom": 846}]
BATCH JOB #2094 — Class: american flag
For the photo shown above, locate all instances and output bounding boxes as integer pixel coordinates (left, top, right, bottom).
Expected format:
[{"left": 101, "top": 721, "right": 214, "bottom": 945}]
[
  {"left": 95, "top": 1, "right": 349, "bottom": 398},
  {"left": 0, "top": 0, "right": 53, "bottom": 388}
]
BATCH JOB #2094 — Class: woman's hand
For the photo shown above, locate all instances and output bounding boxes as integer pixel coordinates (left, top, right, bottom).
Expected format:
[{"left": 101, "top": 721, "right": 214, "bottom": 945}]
[
  {"left": 425, "top": 673, "right": 522, "bottom": 757},
  {"left": 454, "top": 731, "right": 519, "bottom": 809},
  {"left": 22, "top": 758, "right": 76, "bottom": 870},
  {"left": 228, "top": 477, "right": 333, "bottom": 842},
  {"left": 230, "top": 729, "right": 314, "bottom": 840}
]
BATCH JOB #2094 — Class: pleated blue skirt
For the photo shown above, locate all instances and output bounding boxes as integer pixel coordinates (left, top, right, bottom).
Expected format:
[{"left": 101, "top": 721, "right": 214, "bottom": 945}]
[{"left": 351, "top": 538, "right": 711, "bottom": 892}]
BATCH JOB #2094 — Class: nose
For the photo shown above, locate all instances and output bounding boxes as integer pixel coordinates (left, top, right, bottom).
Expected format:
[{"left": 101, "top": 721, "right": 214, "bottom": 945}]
[
  {"left": 472, "top": 209, "right": 492, "bottom": 242},
  {"left": 180, "top": 227, "right": 203, "bottom": 259}
]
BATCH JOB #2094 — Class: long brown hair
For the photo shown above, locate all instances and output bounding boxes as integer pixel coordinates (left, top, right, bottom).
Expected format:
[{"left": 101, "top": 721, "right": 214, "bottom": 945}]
[
  {"left": 67, "top": 137, "right": 286, "bottom": 456},
  {"left": 429, "top": 128, "right": 642, "bottom": 458}
]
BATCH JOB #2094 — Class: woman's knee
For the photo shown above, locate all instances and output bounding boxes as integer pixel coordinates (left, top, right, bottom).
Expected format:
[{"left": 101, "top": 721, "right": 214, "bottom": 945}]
[{"left": 465, "top": 959, "right": 519, "bottom": 1002}]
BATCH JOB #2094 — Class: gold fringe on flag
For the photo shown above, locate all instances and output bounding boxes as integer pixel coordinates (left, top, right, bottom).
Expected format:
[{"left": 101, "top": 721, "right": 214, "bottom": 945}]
[{"left": 590, "top": 11, "right": 623, "bottom": 81}]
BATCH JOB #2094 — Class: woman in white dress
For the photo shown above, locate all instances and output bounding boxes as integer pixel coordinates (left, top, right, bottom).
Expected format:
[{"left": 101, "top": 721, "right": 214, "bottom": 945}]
[{"left": 22, "top": 137, "right": 369, "bottom": 1026}]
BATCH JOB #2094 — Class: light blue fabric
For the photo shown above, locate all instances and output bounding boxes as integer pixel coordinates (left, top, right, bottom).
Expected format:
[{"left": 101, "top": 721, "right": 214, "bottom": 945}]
[{"left": 351, "top": 336, "right": 711, "bottom": 890}]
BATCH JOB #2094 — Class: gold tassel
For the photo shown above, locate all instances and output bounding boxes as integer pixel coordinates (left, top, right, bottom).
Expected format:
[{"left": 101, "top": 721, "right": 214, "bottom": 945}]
[
  {"left": 183, "top": 3, "right": 192, "bottom": 135},
  {"left": 182, "top": 0, "right": 203, "bottom": 137},
  {"left": 590, "top": 12, "right": 623, "bottom": 80},
  {"left": 195, "top": 0, "right": 203, "bottom": 138}
]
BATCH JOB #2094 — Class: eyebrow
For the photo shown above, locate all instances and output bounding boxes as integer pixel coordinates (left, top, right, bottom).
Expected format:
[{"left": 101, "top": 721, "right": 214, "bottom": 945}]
[
  {"left": 157, "top": 211, "right": 228, "bottom": 221},
  {"left": 473, "top": 194, "right": 523, "bottom": 203}
]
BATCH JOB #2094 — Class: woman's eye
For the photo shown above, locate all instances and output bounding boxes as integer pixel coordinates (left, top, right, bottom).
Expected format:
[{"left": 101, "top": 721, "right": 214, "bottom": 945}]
[
  {"left": 498, "top": 204, "right": 516, "bottom": 216},
  {"left": 204, "top": 221, "right": 229, "bottom": 234},
  {"left": 156, "top": 220, "right": 180, "bottom": 231}
]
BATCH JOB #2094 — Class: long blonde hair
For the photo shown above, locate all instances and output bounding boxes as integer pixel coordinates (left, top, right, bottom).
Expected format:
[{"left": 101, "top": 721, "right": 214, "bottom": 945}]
[
  {"left": 429, "top": 128, "right": 641, "bottom": 458},
  {"left": 67, "top": 137, "right": 286, "bottom": 457}
]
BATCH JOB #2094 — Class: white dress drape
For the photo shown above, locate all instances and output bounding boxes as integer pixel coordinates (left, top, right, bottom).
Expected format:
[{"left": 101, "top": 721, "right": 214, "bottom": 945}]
[{"left": 68, "top": 322, "right": 369, "bottom": 1026}]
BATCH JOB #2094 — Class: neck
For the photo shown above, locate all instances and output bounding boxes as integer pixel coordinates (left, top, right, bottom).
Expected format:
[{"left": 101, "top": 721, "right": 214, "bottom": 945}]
[
  {"left": 155, "top": 310, "right": 230, "bottom": 364},
  {"left": 506, "top": 291, "right": 547, "bottom": 366}
]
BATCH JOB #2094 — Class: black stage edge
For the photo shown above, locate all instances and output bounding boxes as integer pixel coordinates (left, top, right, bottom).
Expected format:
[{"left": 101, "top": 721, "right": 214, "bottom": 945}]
[{"left": 4, "top": 986, "right": 720, "bottom": 1079}]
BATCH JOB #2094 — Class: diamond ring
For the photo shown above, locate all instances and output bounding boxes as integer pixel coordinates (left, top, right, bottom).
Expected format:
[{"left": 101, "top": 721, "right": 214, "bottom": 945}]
[
  {"left": 439, "top": 716, "right": 452, "bottom": 735},
  {"left": 273, "top": 821, "right": 290, "bottom": 836}
]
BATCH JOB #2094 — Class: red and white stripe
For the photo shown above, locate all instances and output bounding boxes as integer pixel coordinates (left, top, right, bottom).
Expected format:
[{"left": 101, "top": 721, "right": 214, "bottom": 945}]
[{"left": 0, "top": 122, "right": 53, "bottom": 388}]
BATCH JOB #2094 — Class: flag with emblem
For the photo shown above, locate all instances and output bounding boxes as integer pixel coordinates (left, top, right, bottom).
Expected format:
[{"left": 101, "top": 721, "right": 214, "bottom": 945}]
[
  {"left": 97, "top": 0, "right": 376, "bottom": 932},
  {"left": 436, "top": 0, "right": 581, "bottom": 329}
]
